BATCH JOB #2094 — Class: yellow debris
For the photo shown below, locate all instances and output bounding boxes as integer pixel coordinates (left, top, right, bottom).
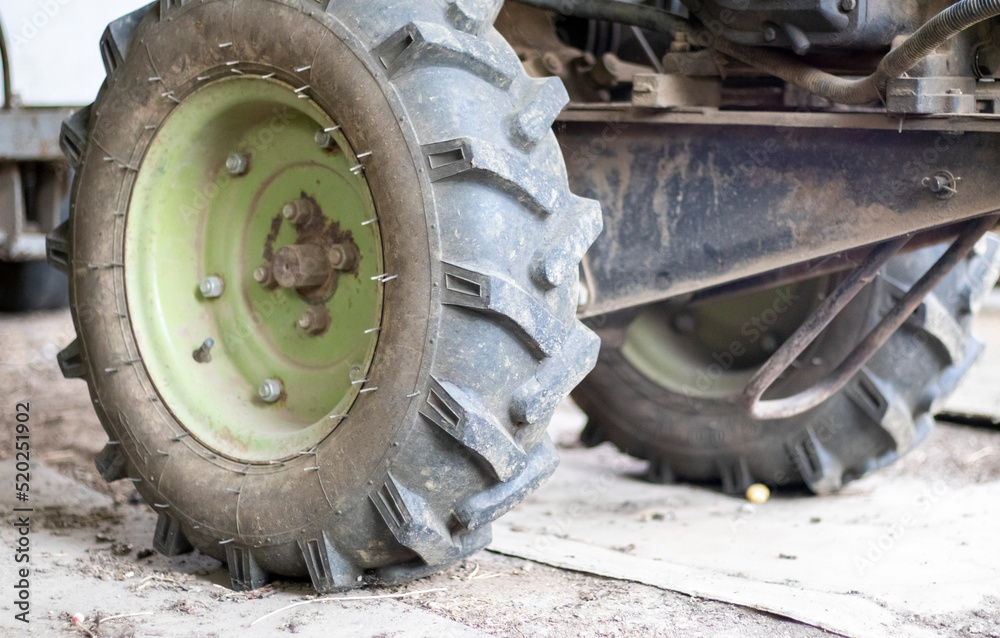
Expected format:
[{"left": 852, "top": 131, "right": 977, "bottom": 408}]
[{"left": 746, "top": 483, "right": 771, "bottom": 504}]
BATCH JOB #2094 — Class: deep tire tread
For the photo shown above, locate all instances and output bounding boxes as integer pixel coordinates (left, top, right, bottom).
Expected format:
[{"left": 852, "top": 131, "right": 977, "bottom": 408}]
[
  {"left": 57, "top": 0, "right": 601, "bottom": 594},
  {"left": 575, "top": 236, "right": 1000, "bottom": 495}
]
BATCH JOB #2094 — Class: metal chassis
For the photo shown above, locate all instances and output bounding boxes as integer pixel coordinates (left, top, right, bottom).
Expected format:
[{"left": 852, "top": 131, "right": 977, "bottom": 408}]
[
  {"left": 0, "top": 107, "right": 72, "bottom": 261},
  {"left": 560, "top": 106, "right": 1000, "bottom": 319}
]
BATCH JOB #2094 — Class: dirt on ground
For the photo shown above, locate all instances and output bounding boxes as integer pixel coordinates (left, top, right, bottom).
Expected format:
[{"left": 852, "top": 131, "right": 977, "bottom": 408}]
[{"left": 1, "top": 309, "right": 998, "bottom": 637}]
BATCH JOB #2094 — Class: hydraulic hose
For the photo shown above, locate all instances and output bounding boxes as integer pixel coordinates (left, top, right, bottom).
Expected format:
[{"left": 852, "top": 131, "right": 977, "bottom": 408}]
[{"left": 513, "top": 0, "right": 1000, "bottom": 105}]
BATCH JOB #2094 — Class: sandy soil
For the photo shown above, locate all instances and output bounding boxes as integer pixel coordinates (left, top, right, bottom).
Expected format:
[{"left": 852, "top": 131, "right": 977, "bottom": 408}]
[{"left": 1, "top": 309, "right": 998, "bottom": 638}]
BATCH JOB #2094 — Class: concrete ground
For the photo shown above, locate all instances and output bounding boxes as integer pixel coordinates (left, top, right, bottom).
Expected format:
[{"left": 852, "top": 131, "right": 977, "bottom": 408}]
[{"left": 1, "top": 306, "right": 998, "bottom": 638}]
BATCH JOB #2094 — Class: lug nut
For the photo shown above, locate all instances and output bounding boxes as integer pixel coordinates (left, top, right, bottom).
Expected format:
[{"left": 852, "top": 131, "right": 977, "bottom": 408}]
[
  {"left": 673, "top": 313, "right": 696, "bottom": 335},
  {"left": 199, "top": 276, "right": 225, "bottom": 298},
  {"left": 254, "top": 263, "right": 275, "bottom": 287},
  {"left": 226, "top": 152, "right": 249, "bottom": 176},
  {"left": 281, "top": 198, "right": 319, "bottom": 225},
  {"left": 329, "top": 244, "right": 358, "bottom": 271},
  {"left": 761, "top": 333, "right": 779, "bottom": 353},
  {"left": 298, "top": 306, "right": 331, "bottom": 336},
  {"left": 258, "top": 379, "right": 283, "bottom": 403},
  {"left": 193, "top": 338, "right": 215, "bottom": 363},
  {"left": 315, "top": 129, "right": 335, "bottom": 150}
]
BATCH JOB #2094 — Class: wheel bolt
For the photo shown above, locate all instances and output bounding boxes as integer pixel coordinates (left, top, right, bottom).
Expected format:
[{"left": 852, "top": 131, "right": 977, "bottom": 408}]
[
  {"left": 282, "top": 198, "right": 318, "bottom": 225},
  {"left": 254, "top": 263, "right": 275, "bottom": 288},
  {"left": 193, "top": 338, "right": 215, "bottom": 363},
  {"left": 226, "top": 152, "right": 249, "bottom": 176},
  {"left": 258, "top": 379, "right": 283, "bottom": 403},
  {"left": 673, "top": 313, "right": 696, "bottom": 335},
  {"left": 315, "top": 130, "right": 335, "bottom": 150},
  {"left": 329, "top": 244, "right": 358, "bottom": 271},
  {"left": 761, "top": 333, "right": 779, "bottom": 353},
  {"left": 199, "top": 276, "right": 225, "bottom": 298},
  {"left": 298, "top": 306, "right": 330, "bottom": 336}
]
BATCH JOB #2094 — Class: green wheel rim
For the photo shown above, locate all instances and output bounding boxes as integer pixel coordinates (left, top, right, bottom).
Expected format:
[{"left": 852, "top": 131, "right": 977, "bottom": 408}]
[
  {"left": 622, "top": 280, "right": 826, "bottom": 400},
  {"left": 125, "top": 76, "right": 384, "bottom": 462}
]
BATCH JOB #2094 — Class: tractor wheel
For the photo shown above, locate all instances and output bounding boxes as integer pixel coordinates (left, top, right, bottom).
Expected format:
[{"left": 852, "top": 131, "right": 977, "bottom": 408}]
[
  {"left": 573, "top": 239, "right": 1000, "bottom": 495},
  {"left": 49, "top": 0, "right": 600, "bottom": 592}
]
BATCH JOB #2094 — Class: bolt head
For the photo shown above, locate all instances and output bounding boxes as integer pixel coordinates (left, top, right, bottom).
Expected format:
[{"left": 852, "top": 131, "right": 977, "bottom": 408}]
[
  {"left": 673, "top": 313, "right": 697, "bottom": 335},
  {"left": 254, "top": 266, "right": 269, "bottom": 283},
  {"left": 542, "top": 52, "right": 564, "bottom": 76},
  {"left": 282, "top": 203, "right": 298, "bottom": 221},
  {"left": 840, "top": 0, "right": 857, "bottom": 12},
  {"left": 258, "top": 379, "right": 283, "bottom": 403},
  {"left": 226, "top": 153, "right": 249, "bottom": 176},
  {"left": 763, "top": 26, "right": 778, "bottom": 42},
  {"left": 297, "top": 307, "right": 330, "bottom": 335},
  {"left": 199, "top": 276, "right": 225, "bottom": 298},
  {"left": 761, "top": 333, "right": 779, "bottom": 353},
  {"left": 315, "top": 130, "right": 334, "bottom": 149}
]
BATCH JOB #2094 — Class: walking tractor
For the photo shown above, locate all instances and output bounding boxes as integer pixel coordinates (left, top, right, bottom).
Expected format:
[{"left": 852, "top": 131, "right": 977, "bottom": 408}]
[{"left": 48, "top": 0, "right": 1000, "bottom": 592}]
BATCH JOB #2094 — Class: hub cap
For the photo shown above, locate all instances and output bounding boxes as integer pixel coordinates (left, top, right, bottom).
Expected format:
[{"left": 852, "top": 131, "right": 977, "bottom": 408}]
[{"left": 622, "top": 280, "right": 827, "bottom": 400}]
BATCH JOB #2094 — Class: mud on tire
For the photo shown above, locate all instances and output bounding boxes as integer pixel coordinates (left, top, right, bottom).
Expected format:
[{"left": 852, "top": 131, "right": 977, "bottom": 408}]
[{"left": 49, "top": 0, "right": 600, "bottom": 591}]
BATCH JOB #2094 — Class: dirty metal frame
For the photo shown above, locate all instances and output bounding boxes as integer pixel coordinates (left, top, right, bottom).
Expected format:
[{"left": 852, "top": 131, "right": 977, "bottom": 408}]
[
  {"left": 561, "top": 107, "right": 1000, "bottom": 321},
  {"left": 0, "top": 107, "right": 73, "bottom": 261},
  {"left": 743, "top": 214, "right": 998, "bottom": 420}
]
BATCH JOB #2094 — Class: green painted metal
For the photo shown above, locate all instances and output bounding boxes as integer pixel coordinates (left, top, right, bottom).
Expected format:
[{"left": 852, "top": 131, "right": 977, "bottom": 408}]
[
  {"left": 622, "top": 280, "right": 824, "bottom": 400},
  {"left": 125, "top": 77, "right": 384, "bottom": 462}
]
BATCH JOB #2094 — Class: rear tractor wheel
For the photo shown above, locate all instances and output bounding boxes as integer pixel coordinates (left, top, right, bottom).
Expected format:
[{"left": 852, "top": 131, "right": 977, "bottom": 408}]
[
  {"left": 574, "top": 240, "right": 1000, "bottom": 495},
  {"left": 49, "top": 0, "right": 601, "bottom": 592}
]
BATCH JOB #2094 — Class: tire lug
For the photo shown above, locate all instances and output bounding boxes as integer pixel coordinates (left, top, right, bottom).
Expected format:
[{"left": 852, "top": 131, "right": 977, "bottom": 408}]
[
  {"left": 577, "top": 280, "right": 591, "bottom": 309},
  {"left": 226, "top": 152, "right": 249, "bottom": 176},
  {"left": 200, "top": 276, "right": 225, "bottom": 298},
  {"left": 258, "top": 379, "right": 283, "bottom": 403}
]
